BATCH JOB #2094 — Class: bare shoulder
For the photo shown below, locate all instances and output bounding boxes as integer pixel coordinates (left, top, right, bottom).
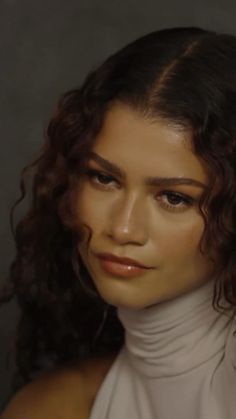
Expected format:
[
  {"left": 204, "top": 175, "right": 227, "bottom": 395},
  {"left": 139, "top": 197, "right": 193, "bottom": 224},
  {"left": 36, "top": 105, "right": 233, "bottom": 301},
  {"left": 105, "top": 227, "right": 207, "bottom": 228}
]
[
  {"left": 1, "top": 352, "right": 118, "bottom": 419},
  {"left": 77, "top": 351, "right": 118, "bottom": 405},
  {"left": 0, "top": 367, "right": 87, "bottom": 419}
]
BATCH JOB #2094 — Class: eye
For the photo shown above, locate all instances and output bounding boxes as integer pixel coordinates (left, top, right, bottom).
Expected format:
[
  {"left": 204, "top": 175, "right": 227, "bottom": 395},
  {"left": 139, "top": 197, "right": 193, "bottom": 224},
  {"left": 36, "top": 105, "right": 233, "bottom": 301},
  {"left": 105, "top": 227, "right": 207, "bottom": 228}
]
[
  {"left": 85, "top": 168, "right": 118, "bottom": 188},
  {"left": 156, "top": 191, "right": 194, "bottom": 212}
]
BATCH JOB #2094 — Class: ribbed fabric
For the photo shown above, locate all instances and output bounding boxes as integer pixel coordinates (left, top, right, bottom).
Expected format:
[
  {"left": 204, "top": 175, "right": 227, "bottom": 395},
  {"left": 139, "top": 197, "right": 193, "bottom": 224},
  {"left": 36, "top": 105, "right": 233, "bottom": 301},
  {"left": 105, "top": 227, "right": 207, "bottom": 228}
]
[{"left": 89, "top": 279, "right": 236, "bottom": 418}]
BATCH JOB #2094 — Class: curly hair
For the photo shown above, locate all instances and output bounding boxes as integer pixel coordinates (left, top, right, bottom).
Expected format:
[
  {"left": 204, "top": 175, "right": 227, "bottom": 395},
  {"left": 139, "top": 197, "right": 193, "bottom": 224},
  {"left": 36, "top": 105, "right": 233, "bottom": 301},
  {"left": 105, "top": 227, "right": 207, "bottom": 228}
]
[{"left": 1, "top": 26, "right": 236, "bottom": 400}]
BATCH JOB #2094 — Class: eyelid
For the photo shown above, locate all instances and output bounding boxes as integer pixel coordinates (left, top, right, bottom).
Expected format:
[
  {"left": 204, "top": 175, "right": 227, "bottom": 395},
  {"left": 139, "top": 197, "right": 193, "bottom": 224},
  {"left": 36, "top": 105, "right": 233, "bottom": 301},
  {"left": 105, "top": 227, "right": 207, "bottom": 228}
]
[
  {"left": 85, "top": 168, "right": 119, "bottom": 186},
  {"left": 86, "top": 168, "right": 116, "bottom": 178},
  {"left": 159, "top": 190, "right": 194, "bottom": 202}
]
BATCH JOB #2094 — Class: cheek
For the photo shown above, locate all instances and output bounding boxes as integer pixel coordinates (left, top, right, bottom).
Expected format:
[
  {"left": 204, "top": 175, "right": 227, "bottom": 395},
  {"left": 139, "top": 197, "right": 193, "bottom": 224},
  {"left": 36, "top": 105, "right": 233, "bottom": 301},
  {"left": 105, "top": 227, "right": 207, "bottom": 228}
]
[
  {"left": 154, "top": 215, "right": 205, "bottom": 260},
  {"left": 184, "top": 217, "right": 205, "bottom": 251},
  {"left": 74, "top": 187, "right": 108, "bottom": 232}
]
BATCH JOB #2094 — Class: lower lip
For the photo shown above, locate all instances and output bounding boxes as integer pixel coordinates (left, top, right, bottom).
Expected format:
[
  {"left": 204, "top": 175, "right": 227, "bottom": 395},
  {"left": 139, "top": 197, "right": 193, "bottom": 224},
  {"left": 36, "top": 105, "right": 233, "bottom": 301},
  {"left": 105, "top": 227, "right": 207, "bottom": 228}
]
[{"left": 98, "top": 258, "right": 149, "bottom": 278}]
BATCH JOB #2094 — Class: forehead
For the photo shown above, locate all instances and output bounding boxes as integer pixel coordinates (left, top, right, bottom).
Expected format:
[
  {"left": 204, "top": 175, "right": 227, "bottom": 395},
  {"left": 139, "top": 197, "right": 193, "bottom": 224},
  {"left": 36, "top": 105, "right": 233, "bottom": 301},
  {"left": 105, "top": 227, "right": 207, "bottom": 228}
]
[{"left": 92, "top": 104, "right": 208, "bottom": 183}]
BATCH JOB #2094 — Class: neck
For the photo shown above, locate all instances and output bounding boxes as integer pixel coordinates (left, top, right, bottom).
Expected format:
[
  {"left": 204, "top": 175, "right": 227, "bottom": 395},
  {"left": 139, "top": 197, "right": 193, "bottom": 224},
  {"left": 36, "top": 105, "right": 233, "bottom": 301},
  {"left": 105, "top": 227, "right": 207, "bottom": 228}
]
[{"left": 117, "top": 279, "right": 233, "bottom": 378}]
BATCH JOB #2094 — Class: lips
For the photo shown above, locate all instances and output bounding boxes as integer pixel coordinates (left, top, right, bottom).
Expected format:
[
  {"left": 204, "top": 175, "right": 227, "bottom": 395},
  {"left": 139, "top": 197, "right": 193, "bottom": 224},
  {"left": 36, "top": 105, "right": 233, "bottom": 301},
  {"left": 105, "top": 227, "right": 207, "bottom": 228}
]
[
  {"left": 96, "top": 252, "right": 152, "bottom": 269},
  {"left": 94, "top": 252, "right": 153, "bottom": 278}
]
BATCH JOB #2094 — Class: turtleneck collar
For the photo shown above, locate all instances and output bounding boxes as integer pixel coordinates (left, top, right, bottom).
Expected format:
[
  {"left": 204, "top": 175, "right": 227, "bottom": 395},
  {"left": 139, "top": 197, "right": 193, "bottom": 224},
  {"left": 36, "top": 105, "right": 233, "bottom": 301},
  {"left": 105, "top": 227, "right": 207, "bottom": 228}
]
[{"left": 117, "top": 279, "right": 234, "bottom": 378}]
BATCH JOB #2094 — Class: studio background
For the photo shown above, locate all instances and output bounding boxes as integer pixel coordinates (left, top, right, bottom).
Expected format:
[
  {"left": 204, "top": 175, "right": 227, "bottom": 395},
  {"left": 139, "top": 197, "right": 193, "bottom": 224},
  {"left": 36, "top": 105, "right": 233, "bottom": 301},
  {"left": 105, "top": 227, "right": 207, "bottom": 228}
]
[{"left": 0, "top": 0, "right": 235, "bottom": 408}]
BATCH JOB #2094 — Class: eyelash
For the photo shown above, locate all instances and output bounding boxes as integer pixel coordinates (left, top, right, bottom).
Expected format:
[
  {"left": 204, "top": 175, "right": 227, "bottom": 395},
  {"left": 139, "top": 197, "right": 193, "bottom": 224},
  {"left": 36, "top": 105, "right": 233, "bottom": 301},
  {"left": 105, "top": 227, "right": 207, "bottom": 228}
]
[{"left": 84, "top": 168, "right": 194, "bottom": 212}]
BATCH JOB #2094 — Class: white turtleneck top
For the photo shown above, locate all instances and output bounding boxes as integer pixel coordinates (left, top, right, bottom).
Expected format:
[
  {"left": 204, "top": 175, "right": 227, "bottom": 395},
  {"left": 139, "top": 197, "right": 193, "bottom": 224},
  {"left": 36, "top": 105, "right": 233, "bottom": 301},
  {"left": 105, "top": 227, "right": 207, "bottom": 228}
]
[{"left": 89, "top": 279, "right": 236, "bottom": 419}]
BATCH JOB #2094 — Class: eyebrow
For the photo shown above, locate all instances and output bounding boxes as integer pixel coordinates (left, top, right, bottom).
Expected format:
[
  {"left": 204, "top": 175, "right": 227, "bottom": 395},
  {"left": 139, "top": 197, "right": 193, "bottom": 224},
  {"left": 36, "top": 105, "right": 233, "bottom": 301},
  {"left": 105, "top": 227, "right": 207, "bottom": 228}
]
[{"left": 87, "top": 152, "right": 207, "bottom": 189}]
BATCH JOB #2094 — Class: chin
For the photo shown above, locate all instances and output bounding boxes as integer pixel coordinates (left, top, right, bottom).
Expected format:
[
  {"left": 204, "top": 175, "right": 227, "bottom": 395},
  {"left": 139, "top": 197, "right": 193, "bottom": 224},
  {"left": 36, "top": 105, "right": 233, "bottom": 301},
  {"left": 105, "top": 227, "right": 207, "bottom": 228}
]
[{"left": 95, "top": 282, "right": 161, "bottom": 310}]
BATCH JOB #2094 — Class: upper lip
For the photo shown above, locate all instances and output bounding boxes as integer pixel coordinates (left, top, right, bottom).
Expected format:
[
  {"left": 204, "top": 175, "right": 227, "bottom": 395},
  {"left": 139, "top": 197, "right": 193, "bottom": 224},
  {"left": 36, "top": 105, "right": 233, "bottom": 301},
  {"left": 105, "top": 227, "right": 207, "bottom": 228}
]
[{"left": 96, "top": 252, "right": 152, "bottom": 269}]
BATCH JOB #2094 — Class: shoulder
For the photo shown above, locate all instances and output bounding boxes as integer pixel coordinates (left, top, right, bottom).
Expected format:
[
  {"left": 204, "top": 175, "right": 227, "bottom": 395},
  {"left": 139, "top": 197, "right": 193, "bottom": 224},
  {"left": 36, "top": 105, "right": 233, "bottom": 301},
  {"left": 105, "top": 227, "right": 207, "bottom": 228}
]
[
  {"left": 1, "top": 353, "right": 118, "bottom": 419},
  {"left": 0, "top": 367, "right": 87, "bottom": 419},
  {"left": 78, "top": 352, "right": 118, "bottom": 405}
]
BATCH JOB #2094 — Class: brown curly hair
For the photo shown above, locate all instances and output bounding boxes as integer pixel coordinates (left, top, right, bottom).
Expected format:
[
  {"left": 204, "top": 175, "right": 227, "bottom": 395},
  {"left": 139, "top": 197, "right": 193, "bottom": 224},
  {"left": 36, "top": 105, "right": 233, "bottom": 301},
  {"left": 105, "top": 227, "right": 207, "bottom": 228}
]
[{"left": 1, "top": 26, "right": 236, "bottom": 403}]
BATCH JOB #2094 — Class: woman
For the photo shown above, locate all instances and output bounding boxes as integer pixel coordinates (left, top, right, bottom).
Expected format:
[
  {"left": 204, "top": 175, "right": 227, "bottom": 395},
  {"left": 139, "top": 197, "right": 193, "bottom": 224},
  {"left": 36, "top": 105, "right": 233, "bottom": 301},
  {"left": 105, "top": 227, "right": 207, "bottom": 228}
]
[{"left": 1, "top": 26, "right": 236, "bottom": 418}]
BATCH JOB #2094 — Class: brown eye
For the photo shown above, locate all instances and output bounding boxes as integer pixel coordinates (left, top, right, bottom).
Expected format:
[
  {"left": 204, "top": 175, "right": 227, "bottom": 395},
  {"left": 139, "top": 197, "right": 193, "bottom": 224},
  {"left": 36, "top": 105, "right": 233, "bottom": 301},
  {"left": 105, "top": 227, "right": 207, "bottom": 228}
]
[
  {"left": 85, "top": 169, "right": 118, "bottom": 187},
  {"left": 165, "top": 192, "right": 187, "bottom": 205},
  {"left": 156, "top": 191, "right": 194, "bottom": 212},
  {"left": 96, "top": 173, "right": 114, "bottom": 184}
]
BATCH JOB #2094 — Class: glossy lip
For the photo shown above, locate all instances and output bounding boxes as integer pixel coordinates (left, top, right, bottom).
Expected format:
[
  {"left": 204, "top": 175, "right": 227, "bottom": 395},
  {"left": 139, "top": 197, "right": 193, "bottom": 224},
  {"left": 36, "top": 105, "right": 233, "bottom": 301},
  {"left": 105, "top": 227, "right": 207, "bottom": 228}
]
[{"left": 95, "top": 252, "right": 153, "bottom": 269}]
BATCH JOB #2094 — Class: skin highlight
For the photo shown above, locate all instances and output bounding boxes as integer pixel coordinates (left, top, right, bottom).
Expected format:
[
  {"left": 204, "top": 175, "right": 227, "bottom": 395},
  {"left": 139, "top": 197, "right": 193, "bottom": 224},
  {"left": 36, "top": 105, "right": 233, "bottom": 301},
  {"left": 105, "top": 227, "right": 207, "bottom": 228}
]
[{"left": 73, "top": 103, "right": 215, "bottom": 310}]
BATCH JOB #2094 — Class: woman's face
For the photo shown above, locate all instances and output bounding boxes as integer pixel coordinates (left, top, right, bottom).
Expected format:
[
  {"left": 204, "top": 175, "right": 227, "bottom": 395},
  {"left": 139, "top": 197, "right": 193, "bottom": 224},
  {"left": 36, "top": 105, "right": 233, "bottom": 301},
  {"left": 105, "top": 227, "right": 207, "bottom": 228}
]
[{"left": 75, "top": 103, "right": 214, "bottom": 309}]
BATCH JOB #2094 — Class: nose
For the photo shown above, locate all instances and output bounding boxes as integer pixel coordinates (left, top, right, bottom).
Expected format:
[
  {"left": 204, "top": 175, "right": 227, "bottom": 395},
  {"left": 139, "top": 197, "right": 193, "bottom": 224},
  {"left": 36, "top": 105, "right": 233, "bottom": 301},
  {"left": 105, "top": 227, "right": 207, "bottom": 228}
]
[{"left": 107, "top": 193, "right": 148, "bottom": 246}]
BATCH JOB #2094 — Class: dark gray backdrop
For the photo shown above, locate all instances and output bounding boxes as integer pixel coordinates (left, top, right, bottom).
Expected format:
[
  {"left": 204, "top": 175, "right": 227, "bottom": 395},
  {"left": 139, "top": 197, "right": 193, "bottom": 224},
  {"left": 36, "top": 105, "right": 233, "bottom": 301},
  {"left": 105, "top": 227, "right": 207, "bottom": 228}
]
[{"left": 1, "top": 0, "right": 235, "bottom": 408}]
